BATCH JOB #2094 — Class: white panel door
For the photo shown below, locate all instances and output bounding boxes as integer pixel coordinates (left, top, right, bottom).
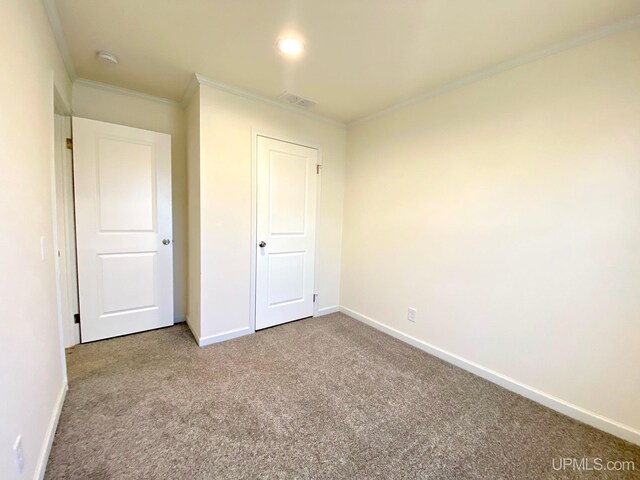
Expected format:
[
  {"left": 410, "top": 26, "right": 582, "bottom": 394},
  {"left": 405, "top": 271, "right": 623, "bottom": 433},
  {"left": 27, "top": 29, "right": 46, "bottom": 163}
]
[
  {"left": 256, "top": 136, "right": 318, "bottom": 330},
  {"left": 73, "top": 117, "right": 173, "bottom": 342}
]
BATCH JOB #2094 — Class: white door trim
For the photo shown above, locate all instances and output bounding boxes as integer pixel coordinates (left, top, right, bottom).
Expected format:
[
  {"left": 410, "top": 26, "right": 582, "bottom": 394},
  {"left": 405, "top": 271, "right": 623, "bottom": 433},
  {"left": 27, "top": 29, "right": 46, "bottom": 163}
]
[
  {"left": 250, "top": 130, "right": 323, "bottom": 332},
  {"left": 52, "top": 114, "right": 80, "bottom": 347}
]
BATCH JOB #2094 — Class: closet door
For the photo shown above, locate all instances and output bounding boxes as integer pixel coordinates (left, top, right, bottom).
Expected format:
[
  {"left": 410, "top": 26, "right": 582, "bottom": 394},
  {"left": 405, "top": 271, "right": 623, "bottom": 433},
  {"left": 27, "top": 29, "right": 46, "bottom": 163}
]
[{"left": 255, "top": 135, "right": 318, "bottom": 330}]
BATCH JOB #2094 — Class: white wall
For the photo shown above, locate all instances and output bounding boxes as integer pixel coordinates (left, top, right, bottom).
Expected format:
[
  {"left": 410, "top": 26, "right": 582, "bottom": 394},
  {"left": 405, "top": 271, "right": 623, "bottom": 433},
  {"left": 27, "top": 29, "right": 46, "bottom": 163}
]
[
  {"left": 0, "top": 1, "right": 72, "bottom": 478},
  {"left": 186, "top": 87, "right": 201, "bottom": 339},
  {"left": 191, "top": 83, "right": 346, "bottom": 341},
  {"left": 342, "top": 29, "right": 640, "bottom": 438},
  {"left": 72, "top": 81, "right": 188, "bottom": 322}
]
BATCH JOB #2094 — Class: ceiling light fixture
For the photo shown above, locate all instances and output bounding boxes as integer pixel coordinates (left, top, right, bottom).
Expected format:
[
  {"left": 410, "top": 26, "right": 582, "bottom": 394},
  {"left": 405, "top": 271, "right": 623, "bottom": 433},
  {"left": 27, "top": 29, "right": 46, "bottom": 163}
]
[
  {"left": 96, "top": 51, "right": 119, "bottom": 65},
  {"left": 277, "top": 37, "right": 304, "bottom": 57}
]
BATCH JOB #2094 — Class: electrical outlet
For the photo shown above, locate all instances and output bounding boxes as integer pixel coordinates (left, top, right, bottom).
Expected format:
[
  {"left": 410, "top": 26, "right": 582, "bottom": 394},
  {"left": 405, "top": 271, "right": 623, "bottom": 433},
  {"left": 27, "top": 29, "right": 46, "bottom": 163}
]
[
  {"left": 14, "top": 435, "right": 24, "bottom": 474},
  {"left": 407, "top": 307, "right": 417, "bottom": 323}
]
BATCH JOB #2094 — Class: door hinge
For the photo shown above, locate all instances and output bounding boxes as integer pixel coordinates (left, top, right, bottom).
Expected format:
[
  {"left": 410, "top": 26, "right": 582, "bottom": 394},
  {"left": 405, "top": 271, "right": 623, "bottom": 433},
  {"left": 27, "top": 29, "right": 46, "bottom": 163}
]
[
  {"left": 313, "top": 293, "right": 318, "bottom": 303},
  {"left": 66, "top": 138, "right": 73, "bottom": 150},
  {"left": 74, "top": 313, "right": 80, "bottom": 324},
  {"left": 316, "top": 164, "right": 321, "bottom": 174}
]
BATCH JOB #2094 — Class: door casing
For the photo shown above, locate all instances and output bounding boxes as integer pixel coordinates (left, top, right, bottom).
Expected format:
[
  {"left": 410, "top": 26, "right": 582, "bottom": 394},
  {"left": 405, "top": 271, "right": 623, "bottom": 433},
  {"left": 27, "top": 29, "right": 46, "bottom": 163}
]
[
  {"left": 250, "top": 130, "right": 322, "bottom": 332},
  {"left": 53, "top": 114, "right": 80, "bottom": 347}
]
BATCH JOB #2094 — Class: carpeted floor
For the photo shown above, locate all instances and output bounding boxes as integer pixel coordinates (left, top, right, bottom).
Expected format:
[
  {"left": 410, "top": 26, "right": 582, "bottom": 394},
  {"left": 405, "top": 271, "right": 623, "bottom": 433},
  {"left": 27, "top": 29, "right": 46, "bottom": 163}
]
[{"left": 46, "top": 313, "right": 639, "bottom": 479}]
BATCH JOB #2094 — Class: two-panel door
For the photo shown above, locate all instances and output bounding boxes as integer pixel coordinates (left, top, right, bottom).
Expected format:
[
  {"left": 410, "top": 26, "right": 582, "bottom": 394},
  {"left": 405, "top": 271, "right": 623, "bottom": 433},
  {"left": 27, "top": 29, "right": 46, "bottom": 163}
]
[
  {"left": 73, "top": 117, "right": 173, "bottom": 342},
  {"left": 255, "top": 136, "right": 319, "bottom": 330}
]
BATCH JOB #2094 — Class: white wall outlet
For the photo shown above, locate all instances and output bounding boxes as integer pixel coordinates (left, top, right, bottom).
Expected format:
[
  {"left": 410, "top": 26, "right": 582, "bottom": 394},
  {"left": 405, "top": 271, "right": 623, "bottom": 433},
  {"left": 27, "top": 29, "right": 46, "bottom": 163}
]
[
  {"left": 14, "top": 434, "right": 24, "bottom": 474},
  {"left": 408, "top": 307, "right": 417, "bottom": 322}
]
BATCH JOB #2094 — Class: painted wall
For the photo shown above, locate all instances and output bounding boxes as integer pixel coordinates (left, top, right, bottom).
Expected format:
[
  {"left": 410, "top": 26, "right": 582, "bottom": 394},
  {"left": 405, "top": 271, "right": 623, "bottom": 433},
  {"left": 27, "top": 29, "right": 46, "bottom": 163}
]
[
  {"left": 72, "top": 81, "right": 188, "bottom": 322},
  {"left": 193, "top": 84, "right": 346, "bottom": 340},
  {"left": 0, "top": 1, "right": 71, "bottom": 478},
  {"left": 186, "top": 87, "right": 201, "bottom": 338},
  {"left": 342, "top": 29, "right": 640, "bottom": 435}
]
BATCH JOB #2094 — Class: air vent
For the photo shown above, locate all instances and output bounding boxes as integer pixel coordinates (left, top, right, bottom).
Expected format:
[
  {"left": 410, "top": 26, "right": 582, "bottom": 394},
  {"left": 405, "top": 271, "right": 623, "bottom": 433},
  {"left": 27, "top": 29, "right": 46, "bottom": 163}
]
[{"left": 278, "top": 92, "right": 317, "bottom": 109}]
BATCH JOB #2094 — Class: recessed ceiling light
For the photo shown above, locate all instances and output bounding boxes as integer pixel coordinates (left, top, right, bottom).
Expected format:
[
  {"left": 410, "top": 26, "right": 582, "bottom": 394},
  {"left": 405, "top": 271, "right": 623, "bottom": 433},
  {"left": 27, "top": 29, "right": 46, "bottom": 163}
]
[
  {"left": 96, "top": 51, "right": 118, "bottom": 65},
  {"left": 277, "top": 37, "right": 304, "bottom": 57}
]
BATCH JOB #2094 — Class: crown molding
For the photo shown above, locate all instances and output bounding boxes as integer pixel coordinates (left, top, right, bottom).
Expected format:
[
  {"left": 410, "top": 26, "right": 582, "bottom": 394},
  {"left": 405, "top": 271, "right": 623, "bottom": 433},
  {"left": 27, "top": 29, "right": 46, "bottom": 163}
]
[
  {"left": 349, "top": 14, "right": 640, "bottom": 127},
  {"left": 43, "top": 0, "right": 76, "bottom": 80},
  {"left": 73, "top": 78, "right": 181, "bottom": 107},
  {"left": 184, "top": 73, "right": 346, "bottom": 128}
]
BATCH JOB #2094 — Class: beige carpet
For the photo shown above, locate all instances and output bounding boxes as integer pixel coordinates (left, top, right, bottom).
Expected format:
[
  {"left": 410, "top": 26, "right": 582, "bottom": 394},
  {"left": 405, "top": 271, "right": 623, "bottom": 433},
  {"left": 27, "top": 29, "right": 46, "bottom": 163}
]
[{"left": 46, "top": 313, "right": 639, "bottom": 479}]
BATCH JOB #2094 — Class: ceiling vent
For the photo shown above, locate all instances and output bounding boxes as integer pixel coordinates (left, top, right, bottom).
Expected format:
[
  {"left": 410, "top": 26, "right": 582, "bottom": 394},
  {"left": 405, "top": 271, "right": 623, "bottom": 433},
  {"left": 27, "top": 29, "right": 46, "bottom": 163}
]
[{"left": 278, "top": 92, "right": 317, "bottom": 109}]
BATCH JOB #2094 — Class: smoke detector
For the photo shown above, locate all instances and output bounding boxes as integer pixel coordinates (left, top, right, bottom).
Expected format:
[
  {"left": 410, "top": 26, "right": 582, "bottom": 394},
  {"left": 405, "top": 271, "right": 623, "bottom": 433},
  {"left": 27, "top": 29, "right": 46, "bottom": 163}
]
[
  {"left": 278, "top": 92, "right": 317, "bottom": 109},
  {"left": 96, "top": 51, "right": 118, "bottom": 65}
]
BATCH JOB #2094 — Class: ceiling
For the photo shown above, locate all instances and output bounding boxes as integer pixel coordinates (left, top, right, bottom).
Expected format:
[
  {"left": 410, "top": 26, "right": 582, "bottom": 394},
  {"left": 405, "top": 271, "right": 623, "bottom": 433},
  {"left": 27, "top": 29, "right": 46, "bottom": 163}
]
[{"left": 53, "top": 0, "right": 640, "bottom": 123}]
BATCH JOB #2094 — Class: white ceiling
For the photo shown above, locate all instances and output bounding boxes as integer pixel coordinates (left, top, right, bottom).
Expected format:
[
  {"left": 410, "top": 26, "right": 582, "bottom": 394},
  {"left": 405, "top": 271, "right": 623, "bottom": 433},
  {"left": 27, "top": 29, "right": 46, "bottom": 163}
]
[{"left": 53, "top": 0, "right": 640, "bottom": 123}]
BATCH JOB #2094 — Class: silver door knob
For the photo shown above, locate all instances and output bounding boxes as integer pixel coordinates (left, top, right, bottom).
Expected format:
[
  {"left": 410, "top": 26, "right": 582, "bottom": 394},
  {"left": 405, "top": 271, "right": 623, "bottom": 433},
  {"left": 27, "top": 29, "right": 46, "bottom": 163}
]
[
  {"left": 259, "top": 241, "right": 266, "bottom": 248},
  {"left": 162, "top": 239, "right": 171, "bottom": 245}
]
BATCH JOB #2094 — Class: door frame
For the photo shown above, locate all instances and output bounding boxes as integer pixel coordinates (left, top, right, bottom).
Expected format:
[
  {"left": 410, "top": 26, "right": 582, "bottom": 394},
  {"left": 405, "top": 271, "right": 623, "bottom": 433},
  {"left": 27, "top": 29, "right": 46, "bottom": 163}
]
[
  {"left": 249, "top": 130, "right": 323, "bottom": 332},
  {"left": 53, "top": 114, "right": 81, "bottom": 347},
  {"left": 52, "top": 85, "right": 81, "bottom": 349}
]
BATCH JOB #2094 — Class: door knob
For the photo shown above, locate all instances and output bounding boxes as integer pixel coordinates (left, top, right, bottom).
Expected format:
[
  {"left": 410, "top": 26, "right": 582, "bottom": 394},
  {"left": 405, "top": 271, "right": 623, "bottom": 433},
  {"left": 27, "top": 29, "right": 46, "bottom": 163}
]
[
  {"left": 259, "top": 241, "right": 266, "bottom": 248},
  {"left": 162, "top": 239, "right": 171, "bottom": 245}
]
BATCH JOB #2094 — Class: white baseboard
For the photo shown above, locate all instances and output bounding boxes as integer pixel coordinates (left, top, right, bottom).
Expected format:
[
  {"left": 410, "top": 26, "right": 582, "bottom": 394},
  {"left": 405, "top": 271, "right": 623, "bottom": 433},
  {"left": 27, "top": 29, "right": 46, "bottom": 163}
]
[
  {"left": 197, "top": 326, "right": 253, "bottom": 347},
  {"left": 316, "top": 305, "right": 340, "bottom": 316},
  {"left": 339, "top": 306, "right": 640, "bottom": 446},
  {"left": 35, "top": 382, "right": 68, "bottom": 480}
]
